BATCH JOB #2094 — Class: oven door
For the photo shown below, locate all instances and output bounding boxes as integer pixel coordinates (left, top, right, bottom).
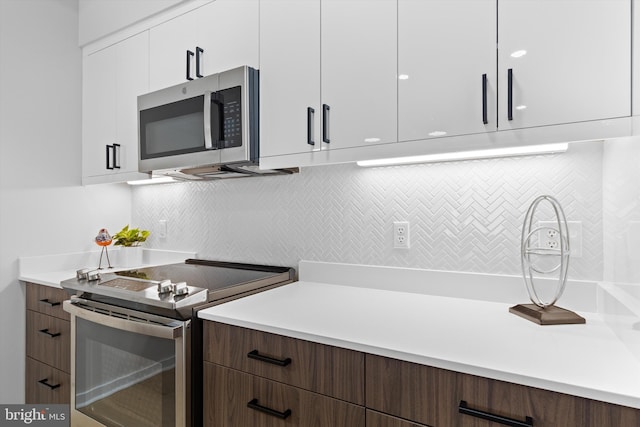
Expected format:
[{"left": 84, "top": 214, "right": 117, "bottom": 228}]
[{"left": 63, "top": 298, "right": 190, "bottom": 427}]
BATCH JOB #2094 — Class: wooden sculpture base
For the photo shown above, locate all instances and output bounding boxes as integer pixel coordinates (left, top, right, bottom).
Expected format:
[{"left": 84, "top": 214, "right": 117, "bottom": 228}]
[{"left": 509, "top": 304, "right": 585, "bottom": 325}]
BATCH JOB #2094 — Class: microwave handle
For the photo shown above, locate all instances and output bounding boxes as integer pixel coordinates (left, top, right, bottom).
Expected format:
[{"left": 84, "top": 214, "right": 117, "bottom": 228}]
[{"left": 204, "top": 91, "right": 213, "bottom": 149}]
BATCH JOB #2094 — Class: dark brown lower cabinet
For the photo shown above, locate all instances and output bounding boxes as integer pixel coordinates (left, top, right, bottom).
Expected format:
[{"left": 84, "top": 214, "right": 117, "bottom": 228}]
[
  {"left": 366, "top": 410, "right": 429, "bottom": 427},
  {"left": 458, "top": 374, "right": 583, "bottom": 427},
  {"left": 204, "top": 362, "right": 365, "bottom": 427},
  {"left": 366, "top": 353, "right": 640, "bottom": 427},
  {"left": 25, "top": 282, "right": 70, "bottom": 404},
  {"left": 203, "top": 321, "right": 640, "bottom": 427},
  {"left": 25, "top": 358, "right": 70, "bottom": 405}
]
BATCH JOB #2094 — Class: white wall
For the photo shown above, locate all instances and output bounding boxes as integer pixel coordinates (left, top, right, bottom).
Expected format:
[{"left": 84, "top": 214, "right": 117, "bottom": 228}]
[{"left": 0, "top": 0, "right": 131, "bottom": 403}]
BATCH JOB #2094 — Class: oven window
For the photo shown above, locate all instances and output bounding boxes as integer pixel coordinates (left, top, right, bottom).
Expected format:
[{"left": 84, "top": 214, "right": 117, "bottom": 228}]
[{"left": 75, "top": 318, "right": 176, "bottom": 427}]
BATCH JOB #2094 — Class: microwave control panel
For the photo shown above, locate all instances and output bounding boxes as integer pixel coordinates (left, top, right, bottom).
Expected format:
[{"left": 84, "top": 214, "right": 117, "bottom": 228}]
[{"left": 216, "top": 86, "right": 242, "bottom": 149}]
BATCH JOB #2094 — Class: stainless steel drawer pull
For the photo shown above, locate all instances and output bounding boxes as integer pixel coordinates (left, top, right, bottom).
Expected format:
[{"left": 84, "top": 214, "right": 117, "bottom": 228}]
[
  {"left": 39, "top": 298, "right": 61, "bottom": 307},
  {"left": 459, "top": 401, "right": 533, "bottom": 427},
  {"left": 247, "top": 349, "right": 291, "bottom": 367},
  {"left": 39, "top": 328, "right": 61, "bottom": 338},
  {"left": 247, "top": 398, "right": 292, "bottom": 420},
  {"left": 38, "top": 379, "right": 61, "bottom": 390}
]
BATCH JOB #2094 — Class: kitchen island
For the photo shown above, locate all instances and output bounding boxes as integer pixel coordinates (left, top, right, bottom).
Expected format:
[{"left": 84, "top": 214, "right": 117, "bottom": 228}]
[{"left": 198, "top": 260, "right": 640, "bottom": 426}]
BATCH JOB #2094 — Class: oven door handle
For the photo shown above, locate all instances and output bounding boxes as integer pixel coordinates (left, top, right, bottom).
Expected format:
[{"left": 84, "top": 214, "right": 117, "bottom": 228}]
[{"left": 63, "top": 300, "right": 183, "bottom": 340}]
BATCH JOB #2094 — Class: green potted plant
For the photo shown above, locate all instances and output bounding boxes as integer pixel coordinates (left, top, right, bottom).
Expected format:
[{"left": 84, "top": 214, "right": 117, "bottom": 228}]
[{"left": 113, "top": 225, "right": 150, "bottom": 266}]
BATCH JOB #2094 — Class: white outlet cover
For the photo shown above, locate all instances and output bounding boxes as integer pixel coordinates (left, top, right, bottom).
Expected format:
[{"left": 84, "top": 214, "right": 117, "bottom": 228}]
[
  {"left": 538, "top": 220, "right": 582, "bottom": 258},
  {"left": 393, "top": 221, "right": 410, "bottom": 249}
]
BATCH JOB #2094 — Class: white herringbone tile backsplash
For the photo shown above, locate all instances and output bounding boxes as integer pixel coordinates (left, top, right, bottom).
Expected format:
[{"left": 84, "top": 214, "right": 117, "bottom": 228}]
[{"left": 133, "top": 141, "right": 607, "bottom": 280}]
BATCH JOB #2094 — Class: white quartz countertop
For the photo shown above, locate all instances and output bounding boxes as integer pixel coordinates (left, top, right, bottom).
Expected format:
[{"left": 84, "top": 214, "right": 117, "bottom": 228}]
[
  {"left": 198, "top": 261, "right": 640, "bottom": 410},
  {"left": 19, "top": 249, "right": 197, "bottom": 288}
]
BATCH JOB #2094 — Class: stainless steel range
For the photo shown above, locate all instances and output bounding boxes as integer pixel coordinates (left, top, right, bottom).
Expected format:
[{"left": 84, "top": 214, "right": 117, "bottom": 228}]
[{"left": 61, "top": 259, "right": 295, "bottom": 427}]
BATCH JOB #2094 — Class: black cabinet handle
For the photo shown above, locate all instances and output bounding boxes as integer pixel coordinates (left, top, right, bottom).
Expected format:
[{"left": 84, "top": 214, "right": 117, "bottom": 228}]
[
  {"left": 186, "top": 50, "right": 194, "bottom": 81},
  {"left": 482, "top": 73, "right": 488, "bottom": 125},
  {"left": 39, "top": 328, "right": 61, "bottom": 338},
  {"left": 247, "top": 398, "right": 292, "bottom": 420},
  {"left": 196, "top": 46, "right": 204, "bottom": 78},
  {"left": 507, "top": 68, "right": 514, "bottom": 121},
  {"left": 106, "top": 144, "right": 114, "bottom": 170},
  {"left": 247, "top": 349, "right": 291, "bottom": 367},
  {"left": 459, "top": 401, "right": 533, "bottom": 427},
  {"left": 38, "top": 379, "right": 61, "bottom": 390},
  {"left": 113, "top": 143, "right": 120, "bottom": 169},
  {"left": 105, "top": 144, "right": 119, "bottom": 170},
  {"left": 322, "top": 104, "right": 330, "bottom": 143},
  {"left": 39, "top": 298, "right": 60, "bottom": 307},
  {"left": 307, "top": 107, "right": 315, "bottom": 145}
]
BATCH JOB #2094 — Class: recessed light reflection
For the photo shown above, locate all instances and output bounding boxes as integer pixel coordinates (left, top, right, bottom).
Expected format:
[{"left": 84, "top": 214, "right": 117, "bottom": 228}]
[
  {"left": 398, "top": 74, "right": 409, "bottom": 80},
  {"left": 511, "top": 50, "right": 527, "bottom": 58},
  {"left": 364, "top": 137, "right": 381, "bottom": 143},
  {"left": 428, "top": 131, "right": 447, "bottom": 137},
  {"left": 516, "top": 105, "right": 527, "bottom": 110}
]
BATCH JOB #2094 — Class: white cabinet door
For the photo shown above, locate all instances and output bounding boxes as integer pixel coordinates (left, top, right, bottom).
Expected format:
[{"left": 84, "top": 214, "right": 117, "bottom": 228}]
[
  {"left": 398, "top": 0, "right": 497, "bottom": 142},
  {"left": 321, "top": 0, "right": 397, "bottom": 150},
  {"left": 259, "top": 0, "right": 320, "bottom": 157},
  {"left": 260, "top": 0, "right": 396, "bottom": 159},
  {"left": 82, "top": 44, "right": 117, "bottom": 181},
  {"left": 150, "top": 0, "right": 258, "bottom": 92},
  {"left": 115, "top": 32, "right": 149, "bottom": 178},
  {"left": 82, "top": 32, "right": 150, "bottom": 184},
  {"left": 149, "top": 11, "right": 198, "bottom": 91},
  {"left": 498, "top": 0, "right": 630, "bottom": 130},
  {"left": 196, "top": 0, "right": 259, "bottom": 75}
]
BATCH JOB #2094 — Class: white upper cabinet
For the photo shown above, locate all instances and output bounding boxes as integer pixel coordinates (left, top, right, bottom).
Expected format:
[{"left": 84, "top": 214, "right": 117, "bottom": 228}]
[
  {"left": 498, "top": 0, "right": 631, "bottom": 130},
  {"left": 149, "top": 0, "right": 259, "bottom": 92},
  {"left": 260, "top": 0, "right": 397, "bottom": 158},
  {"left": 149, "top": 11, "right": 197, "bottom": 91},
  {"left": 259, "top": 0, "right": 320, "bottom": 157},
  {"left": 197, "top": 0, "right": 259, "bottom": 74},
  {"left": 398, "top": 0, "right": 497, "bottom": 142},
  {"left": 82, "top": 32, "right": 150, "bottom": 184},
  {"left": 321, "top": 0, "right": 397, "bottom": 150}
]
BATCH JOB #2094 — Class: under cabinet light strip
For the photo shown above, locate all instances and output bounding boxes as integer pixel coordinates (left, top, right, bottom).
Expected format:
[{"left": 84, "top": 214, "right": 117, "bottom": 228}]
[
  {"left": 356, "top": 143, "right": 569, "bottom": 168},
  {"left": 127, "top": 176, "right": 176, "bottom": 186}
]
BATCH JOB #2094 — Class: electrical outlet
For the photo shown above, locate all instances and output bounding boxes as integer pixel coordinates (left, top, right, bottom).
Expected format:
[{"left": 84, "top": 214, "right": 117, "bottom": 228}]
[
  {"left": 538, "top": 221, "right": 582, "bottom": 258},
  {"left": 393, "top": 221, "right": 410, "bottom": 249},
  {"left": 158, "top": 220, "right": 167, "bottom": 239}
]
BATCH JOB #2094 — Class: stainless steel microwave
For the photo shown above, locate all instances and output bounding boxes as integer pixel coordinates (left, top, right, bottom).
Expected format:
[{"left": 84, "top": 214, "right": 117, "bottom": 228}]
[{"left": 138, "top": 66, "right": 296, "bottom": 180}]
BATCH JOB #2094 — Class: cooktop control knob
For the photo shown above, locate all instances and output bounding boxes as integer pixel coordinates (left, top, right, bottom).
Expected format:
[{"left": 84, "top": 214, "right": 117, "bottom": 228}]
[
  {"left": 157, "top": 280, "right": 173, "bottom": 294},
  {"left": 173, "top": 282, "right": 189, "bottom": 296},
  {"left": 76, "top": 268, "right": 91, "bottom": 280},
  {"left": 87, "top": 271, "right": 101, "bottom": 282}
]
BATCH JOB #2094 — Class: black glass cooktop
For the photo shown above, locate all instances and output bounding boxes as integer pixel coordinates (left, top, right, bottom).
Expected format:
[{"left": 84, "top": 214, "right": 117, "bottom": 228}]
[{"left": 114, "top": 259, "right": 292, "bottom": 292}]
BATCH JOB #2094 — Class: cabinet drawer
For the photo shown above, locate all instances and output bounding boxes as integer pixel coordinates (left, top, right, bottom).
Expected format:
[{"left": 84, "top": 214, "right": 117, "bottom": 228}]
[
  {"left": 26, "top": 283, "right": 70, "bottom": 320},
  {"left": 203, "top": 362, "right": 365, "bottom": 427},
  {"left": 457, "top": 373, "right": 584, "bottom": 427},
  {"left": 204, "top": 321, "right": 364, "bottom": 404},
  {"left": 366, "top": 410, "right": 428, "bottom": 427},
  {"left": 26, "top": 310, "right": 70, "bottom": 373},
  {"left": 25, "top": 357, "right": 70, "bottom": 404},
  {"left": 366, "top": 354, "right": 458, "bottom": 426}
]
